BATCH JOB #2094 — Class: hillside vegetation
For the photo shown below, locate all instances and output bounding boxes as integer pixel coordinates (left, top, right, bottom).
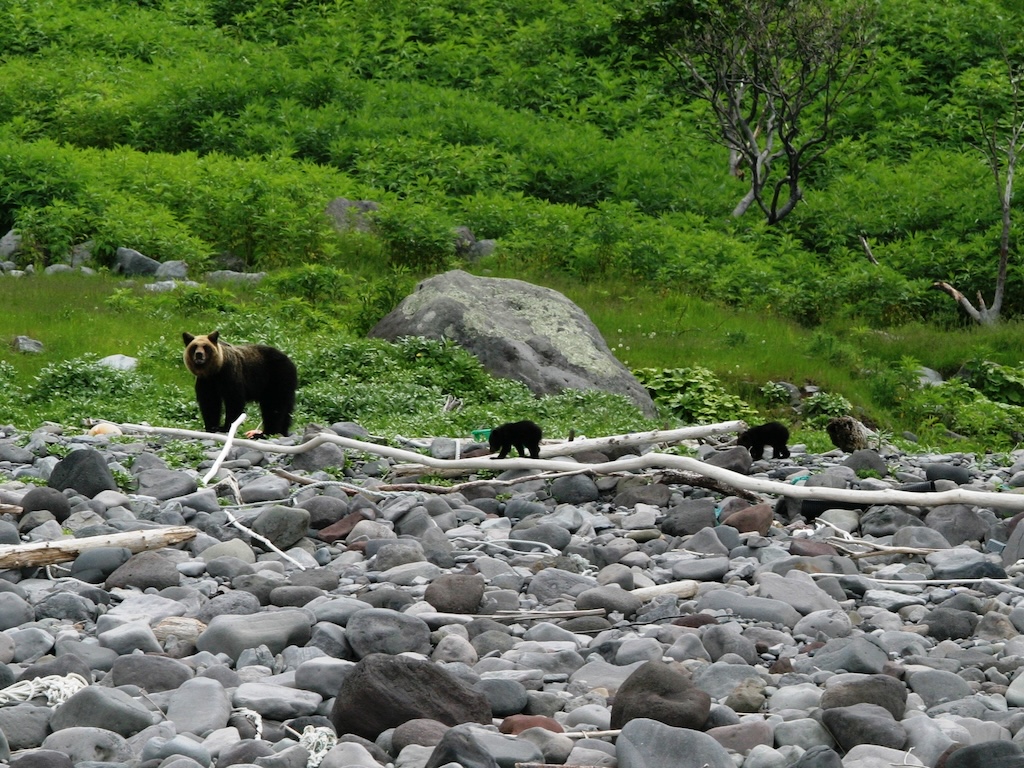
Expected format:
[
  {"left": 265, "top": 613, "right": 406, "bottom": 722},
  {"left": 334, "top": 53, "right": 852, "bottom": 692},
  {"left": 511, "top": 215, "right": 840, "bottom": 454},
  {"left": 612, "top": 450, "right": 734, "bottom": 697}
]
[{"left": 3, "top": 0, "right": 1024, "bottom": 452}]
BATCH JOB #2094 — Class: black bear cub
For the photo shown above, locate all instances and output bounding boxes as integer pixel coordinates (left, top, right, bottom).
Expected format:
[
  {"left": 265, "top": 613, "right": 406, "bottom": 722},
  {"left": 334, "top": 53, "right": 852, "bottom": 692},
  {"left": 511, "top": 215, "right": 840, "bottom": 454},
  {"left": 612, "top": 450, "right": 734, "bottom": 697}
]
[
  {"left": 737, "top": 421, "right": 791, "bottom": 460},
  {"left": 182, "top": 331, "right": 298, "bottom": 437},
  {"left": 489, "top": 420, "right": 542, "bottom": 459}
]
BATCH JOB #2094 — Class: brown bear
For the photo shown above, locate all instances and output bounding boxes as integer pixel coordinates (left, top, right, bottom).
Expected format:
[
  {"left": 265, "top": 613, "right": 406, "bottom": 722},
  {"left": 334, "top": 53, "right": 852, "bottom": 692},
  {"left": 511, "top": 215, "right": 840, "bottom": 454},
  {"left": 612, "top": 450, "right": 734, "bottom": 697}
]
[
  {"left": 488, "top": 420, "right": 542, "bottom": 459},
  {"left": 182, "top": 331, "right": 298, "bottom": 437}
]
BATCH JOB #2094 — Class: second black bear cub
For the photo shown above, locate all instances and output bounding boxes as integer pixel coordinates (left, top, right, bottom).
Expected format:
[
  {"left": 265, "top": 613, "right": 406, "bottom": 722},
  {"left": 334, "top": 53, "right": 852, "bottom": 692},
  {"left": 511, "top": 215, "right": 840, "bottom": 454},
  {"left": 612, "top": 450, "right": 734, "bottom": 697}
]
[
  {"left": 737, "top": 421, "right": 791, "bottom": 460},
  {"left": 182, "top": 331, "right": 298, "bottom": 437},
  {"left": 489, "top": 420, "right": 542, "bottom": 459}
]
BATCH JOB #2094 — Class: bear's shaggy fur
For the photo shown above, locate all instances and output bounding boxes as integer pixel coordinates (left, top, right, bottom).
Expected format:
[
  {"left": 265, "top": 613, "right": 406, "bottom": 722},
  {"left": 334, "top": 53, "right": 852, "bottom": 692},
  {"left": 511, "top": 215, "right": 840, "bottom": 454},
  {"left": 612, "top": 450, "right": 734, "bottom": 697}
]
[
  {"left": 182, "top": 331, "right": 297, "bottom": 437},
  {"left": 488, "top": 420, "right": 542, "bottom": 459},
  {"left": 737, "top": 421, "right": 790, "bottom": 460}
]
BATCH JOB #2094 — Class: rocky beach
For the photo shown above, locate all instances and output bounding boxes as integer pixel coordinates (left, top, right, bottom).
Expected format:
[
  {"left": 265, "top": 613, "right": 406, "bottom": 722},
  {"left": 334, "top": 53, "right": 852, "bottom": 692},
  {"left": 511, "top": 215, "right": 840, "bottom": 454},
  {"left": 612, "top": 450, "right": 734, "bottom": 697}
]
[{"left": 0, "top": 421, "right": 1022, "bottom": 768}]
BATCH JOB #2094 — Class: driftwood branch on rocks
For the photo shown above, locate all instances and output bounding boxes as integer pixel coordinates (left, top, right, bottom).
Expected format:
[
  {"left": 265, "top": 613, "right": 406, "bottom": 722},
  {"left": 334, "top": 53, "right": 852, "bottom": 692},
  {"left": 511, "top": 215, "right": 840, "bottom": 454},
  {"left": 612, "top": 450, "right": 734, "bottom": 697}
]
[
  {"left": 656, "top": 470, "right": 762, "bottom": 502},
  {"left": 629, "top": 579, "right": 700, "bottom": 601},
  {"left": 418, "top": 608, "right": 608, "bottom": 625},
  {"left": 0, "top": 526, "right": 197, "bottom": 569},
  {"left": 536, "top": 422, "right": 746, "bottom": 456},
  {"left": 825, "top": 536, "right": 939, "bottom": 559},
  {"left": 110, "top": 421, "right": 1024, "bottom": 511}
]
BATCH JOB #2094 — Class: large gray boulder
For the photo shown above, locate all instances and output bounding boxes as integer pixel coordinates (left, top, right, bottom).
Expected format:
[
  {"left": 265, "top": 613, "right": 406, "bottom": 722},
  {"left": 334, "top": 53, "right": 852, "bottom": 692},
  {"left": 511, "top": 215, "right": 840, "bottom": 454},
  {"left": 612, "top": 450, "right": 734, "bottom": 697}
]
[{"left": 368, "top": 270, "right": 656, "bottom": 417}]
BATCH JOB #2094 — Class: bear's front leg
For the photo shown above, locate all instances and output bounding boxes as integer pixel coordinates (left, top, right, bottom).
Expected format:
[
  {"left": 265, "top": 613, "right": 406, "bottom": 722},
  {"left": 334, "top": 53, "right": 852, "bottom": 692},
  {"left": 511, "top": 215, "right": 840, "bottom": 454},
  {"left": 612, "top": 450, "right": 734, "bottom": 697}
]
[
  {"left": 195, "top": 380, "right": 224, "bottom": 433},
  {"left": 221, "top": 391, "right": 247, "bottom": 433}
]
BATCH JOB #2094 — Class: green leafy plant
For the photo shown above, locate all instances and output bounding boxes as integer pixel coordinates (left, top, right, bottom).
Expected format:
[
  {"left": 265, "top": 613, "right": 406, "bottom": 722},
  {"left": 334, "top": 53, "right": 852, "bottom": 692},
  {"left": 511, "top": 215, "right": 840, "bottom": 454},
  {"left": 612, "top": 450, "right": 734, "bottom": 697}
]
[
  {"left": 802, "top": 391, "right": 853, "bottom": 426},
  {"left": 161, "top": 439, "right": 210, "bottom": 469},
  {"left": 110, "top": 468, "right": 135, "bottom": 493},
  {"left": 760, "top": 381, "right": 794, "bottom": 407},
  {"left": 371, "top": 202, "right": 457, "bottom": 273},
  {"left": 634, "top": 367, "right": 757, "bottom": 424},
  {"left": 957, "top": 359, "right": 1024, "bottom": 406},
  {"left": 104, "top": 288, "right": 146, "bottom": 314}
]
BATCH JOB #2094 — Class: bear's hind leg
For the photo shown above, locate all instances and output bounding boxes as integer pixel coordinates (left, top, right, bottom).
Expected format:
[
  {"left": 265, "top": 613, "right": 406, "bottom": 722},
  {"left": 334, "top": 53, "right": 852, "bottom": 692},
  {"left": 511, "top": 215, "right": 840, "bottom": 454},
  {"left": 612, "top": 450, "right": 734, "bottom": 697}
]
[{"left": 259, "top": 401, "right": 291, "bottom": 437}]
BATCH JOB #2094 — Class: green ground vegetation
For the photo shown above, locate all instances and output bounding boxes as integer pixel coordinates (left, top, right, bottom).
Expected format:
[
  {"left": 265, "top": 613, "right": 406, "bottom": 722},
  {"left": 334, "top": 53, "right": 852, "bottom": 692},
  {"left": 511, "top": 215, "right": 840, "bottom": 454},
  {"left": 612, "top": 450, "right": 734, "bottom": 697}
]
[{"left": 5, "top": 272, "right": 1024, "bottom": 456}]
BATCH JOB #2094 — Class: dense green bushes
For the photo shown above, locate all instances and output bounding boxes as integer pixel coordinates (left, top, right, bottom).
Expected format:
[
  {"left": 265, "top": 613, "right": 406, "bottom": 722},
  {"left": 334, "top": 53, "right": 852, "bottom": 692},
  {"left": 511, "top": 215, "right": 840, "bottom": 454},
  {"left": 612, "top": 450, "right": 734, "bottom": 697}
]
[{"left": 1, "top": 0, "right": 1020, "bottom": 328}]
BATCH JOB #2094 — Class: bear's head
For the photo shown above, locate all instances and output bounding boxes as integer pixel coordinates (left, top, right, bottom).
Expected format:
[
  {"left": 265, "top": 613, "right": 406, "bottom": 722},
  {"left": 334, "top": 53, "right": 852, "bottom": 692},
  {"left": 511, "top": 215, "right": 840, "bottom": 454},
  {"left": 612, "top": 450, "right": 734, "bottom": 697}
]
[{"left": 183, "top": 331, "right": 223, "bottom": 377}]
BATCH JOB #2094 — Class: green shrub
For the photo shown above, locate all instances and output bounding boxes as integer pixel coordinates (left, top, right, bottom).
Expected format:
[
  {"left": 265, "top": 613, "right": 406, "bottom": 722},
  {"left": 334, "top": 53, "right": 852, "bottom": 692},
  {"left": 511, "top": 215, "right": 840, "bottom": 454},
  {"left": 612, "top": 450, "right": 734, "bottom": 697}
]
[
  {"left": 634, "top": 367, "right": 757, "bottom": 424},
  {"left": 957, "top": 359, "right": 1024, "bottom": 406},
  {"left": 10, "top": 354, "right": 167, "bottom": 426},
  {"left": 11, "top": 200, "right": 91, "bottom": 265},
  {"left": 93, "top": 194, "right": 211, "bottom": 269},
  {"left": 901, "top": 378, "right": 1024, "bottom": 444},
  {"left": 371, "top": 202, "right": 457, "bottom": 273},
  {"left": 760, "top": 381, "right": 795, "bottom": 407},
  {"left": 349, "top": 269, "right": 416, "bottom": 336},
  {"left": 865, "top": 356, "right": 923, "bottom": 412},
  {"left": 261, "top": 265, "right": 355, "bottom": 305},
  {"left": 802, "top": 391, "right": 853, "bottom": 426}
]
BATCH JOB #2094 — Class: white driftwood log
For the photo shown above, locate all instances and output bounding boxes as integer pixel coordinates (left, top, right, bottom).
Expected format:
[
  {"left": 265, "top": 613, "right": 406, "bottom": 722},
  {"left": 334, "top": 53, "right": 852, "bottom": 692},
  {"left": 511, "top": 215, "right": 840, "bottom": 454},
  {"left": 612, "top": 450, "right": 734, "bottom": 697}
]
[
  {"left": 629, "top": 579, "right": 700, "bottom": 601},
  {"left": 110, "top": 421, "right": 1024, "bottom": 511},
  {"left": 0, "top": 525, "right": 197, "bottom": 569},
  {"left": 536, "top": 422, "right": 746, "bottom": 456}
]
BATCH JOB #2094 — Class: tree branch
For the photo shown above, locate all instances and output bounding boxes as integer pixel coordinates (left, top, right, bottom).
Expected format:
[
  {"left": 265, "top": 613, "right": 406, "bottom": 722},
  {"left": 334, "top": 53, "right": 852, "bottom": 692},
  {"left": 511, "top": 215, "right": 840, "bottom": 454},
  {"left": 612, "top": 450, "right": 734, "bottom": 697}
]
[{"left": 931, "top": 280, "right": 983, "bottom": 323}]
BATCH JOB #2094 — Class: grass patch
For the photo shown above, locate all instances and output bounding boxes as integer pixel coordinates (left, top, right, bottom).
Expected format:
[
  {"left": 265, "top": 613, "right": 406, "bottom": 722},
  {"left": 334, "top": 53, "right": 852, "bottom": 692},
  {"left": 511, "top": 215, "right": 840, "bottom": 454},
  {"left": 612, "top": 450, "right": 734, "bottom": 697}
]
[
  {"left": 4, "top": 269, "right": 1024, "bottom": 454},
  {"left": 476, "top": 267, "right": 878, "bottom": 415}
]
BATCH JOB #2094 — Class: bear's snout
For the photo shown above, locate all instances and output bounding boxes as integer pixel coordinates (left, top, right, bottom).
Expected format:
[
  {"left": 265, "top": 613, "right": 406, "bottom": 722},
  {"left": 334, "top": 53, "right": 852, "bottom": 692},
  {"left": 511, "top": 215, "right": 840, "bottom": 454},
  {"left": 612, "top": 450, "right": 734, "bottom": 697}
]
[{"left": 192, "top": 348, "right": 208, "bottom": 365}]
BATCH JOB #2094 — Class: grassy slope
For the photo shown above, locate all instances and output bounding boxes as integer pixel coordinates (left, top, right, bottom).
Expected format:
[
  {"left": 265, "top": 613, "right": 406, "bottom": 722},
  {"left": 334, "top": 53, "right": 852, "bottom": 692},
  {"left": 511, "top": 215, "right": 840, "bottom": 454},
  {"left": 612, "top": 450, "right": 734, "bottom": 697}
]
[{"left": 7, "top": 270, "right": 1024, "bottom": 455}]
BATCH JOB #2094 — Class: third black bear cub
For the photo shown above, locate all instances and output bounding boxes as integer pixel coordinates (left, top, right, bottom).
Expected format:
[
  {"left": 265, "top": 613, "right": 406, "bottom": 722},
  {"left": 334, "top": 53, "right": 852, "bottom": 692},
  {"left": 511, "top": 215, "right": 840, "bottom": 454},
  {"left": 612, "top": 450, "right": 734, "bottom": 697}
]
[
  {"left": 182, "top": 331, "right": 298, "bottom": 437},
  {"left": 737, "top": 421, "right": 790, "bottom": 460},
  {"left": 489, "top": 420, "right": 542, "bottom": 459}
]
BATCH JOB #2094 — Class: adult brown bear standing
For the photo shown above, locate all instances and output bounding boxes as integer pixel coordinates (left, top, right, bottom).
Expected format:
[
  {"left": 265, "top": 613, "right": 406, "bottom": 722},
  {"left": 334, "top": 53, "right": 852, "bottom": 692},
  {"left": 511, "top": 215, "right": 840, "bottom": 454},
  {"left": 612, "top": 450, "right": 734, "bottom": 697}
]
[{"left": 182, "top": 331, "right": 298, "bottom": 437}]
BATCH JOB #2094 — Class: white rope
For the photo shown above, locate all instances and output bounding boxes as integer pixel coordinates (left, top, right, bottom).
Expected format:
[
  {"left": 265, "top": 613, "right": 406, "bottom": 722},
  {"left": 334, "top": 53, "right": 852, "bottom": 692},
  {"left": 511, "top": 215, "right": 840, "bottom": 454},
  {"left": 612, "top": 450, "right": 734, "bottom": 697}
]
[
  {"left": 299, "top": 725, "right": 337, "bottom": 767},
  {"left": 0, "top": 673, "right": 89, "bottom": 707},
  {"left": 232, "top": 706, "right": 263, "bottom": 738}
]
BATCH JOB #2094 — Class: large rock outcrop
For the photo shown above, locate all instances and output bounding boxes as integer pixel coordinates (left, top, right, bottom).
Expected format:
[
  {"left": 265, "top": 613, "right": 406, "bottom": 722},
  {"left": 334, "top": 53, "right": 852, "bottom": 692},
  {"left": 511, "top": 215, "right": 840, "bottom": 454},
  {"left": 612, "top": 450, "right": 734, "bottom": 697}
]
[{"left": 368, "top": 270, "right": 656, "bottom": 416}]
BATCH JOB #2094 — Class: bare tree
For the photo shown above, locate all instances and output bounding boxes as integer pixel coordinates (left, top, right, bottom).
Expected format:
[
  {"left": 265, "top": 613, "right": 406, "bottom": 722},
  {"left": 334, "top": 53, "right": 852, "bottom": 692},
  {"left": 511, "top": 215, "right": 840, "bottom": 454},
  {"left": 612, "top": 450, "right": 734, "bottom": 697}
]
[
  {"left": 932, "top": 57, "right": 1024, "bottom": 325},
  {"left": 624, "top": 0, "right": 876, "bottom": 224}
]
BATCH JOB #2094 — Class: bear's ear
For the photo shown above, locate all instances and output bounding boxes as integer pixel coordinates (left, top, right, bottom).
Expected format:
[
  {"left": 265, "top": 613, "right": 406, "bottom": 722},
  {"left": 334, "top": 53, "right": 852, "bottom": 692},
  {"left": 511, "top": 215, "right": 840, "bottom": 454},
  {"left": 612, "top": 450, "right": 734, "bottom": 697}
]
[
  {"left": 208, "top": 330, "right": 220, "bottom": 344},
  {"left": 183, "top": 333, "right": 195, "bottom": 346}
]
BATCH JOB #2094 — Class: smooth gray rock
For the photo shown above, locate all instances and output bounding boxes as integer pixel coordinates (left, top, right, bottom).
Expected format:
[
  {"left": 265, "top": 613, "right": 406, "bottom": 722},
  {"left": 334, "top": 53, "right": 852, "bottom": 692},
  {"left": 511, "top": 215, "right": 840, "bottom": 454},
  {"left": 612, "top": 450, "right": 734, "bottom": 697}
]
[
  {"left": 695, "top": 590, "right": 802, "bottom": 627},
  {"left": 195, "top": 610, "right": 312, "bottom": 661},
  {"left": 368, "top": 270, "right": 656, "bottom": 416},
  {"left": 49, "top": 686, "right": 155, "bottom": 737},
  {"left": 617, "top": 717, "right": 734, "bottom": 768},
  {"left": 42, "top": 727, "right": 134, "bottom": 764},
  {"left": 345, "top": 607, "right": 431, "bottom": 657},
  {"left": 330, "top": 653, "right": 491, "bottom": 741},
  {"left": 48, "top": 448, "right": 118, "bottom": 498},
  {"left": 231, "top": 682, "right": 322, "bottom": 720},
  {"left": 165, "top": 677, "right": 232, "bottom": 737}
]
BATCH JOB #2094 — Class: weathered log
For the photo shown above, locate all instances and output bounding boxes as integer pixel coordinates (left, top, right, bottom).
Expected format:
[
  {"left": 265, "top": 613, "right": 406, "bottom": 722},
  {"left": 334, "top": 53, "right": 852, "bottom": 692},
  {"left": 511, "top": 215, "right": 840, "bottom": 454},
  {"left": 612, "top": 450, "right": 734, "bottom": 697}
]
[
  {"left": 0, "top": 525, "right": 197, "bottom": 569},
  {"left": 656, "top": 470, "right": 761, "bottom": 502},
  {"left": 630, "top": 579, "right": 700, "bottom": 601},
  {"left": 536, "top": 422, "right": 745, "bottom": 456},
  {"left": 113, "top": 421, "right": 1024, "bottom": 511}
]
